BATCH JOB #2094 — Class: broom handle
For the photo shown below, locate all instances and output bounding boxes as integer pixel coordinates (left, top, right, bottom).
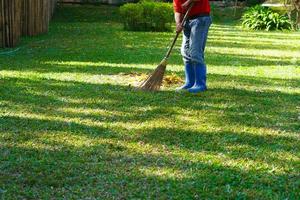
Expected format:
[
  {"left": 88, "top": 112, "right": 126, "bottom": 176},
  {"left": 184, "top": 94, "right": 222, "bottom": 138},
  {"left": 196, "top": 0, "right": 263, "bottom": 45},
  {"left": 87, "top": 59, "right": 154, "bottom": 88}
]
[{"left": 165, "top": 2, "right": 194, "bottom": 59}]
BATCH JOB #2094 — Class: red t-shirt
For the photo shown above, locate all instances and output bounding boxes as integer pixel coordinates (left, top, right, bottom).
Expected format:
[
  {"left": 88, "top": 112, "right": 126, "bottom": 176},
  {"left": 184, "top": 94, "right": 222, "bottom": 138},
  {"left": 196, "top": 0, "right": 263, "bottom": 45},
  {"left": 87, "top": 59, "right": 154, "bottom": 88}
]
[{"left": 173, "top": 0, "right": 210, "bottom": 16}]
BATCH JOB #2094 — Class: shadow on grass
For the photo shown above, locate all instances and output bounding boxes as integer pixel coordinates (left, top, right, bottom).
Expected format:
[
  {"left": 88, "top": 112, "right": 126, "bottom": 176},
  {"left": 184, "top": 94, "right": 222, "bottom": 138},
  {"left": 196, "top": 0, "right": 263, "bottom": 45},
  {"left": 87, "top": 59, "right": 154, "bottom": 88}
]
[
  {"left": 1, "top": 73, "right": 299, "bottom": 130},
  {"left": 2, "top": 112, "right": 298, "bottom": 165},
  {"left": 1, "top": 124, "right": 299, "bottom": 199},
  {"left": 0, "top": 54, "right": 298, "bottom": 79}
]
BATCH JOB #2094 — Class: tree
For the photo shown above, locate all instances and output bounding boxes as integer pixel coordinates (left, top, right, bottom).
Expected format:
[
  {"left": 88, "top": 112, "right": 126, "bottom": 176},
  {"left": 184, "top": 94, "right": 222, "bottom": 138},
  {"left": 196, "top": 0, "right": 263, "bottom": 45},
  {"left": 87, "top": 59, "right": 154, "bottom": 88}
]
[{"left": 284, "top": 0, "right": 300, "bottom": 29}]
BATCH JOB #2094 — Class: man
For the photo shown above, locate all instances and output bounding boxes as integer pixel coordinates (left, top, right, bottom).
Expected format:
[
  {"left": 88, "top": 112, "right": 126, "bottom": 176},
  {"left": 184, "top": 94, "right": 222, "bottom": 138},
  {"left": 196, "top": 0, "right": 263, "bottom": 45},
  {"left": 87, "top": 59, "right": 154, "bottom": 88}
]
[{"left": 174, "top": 0, "right": 212, "bottom": 93}]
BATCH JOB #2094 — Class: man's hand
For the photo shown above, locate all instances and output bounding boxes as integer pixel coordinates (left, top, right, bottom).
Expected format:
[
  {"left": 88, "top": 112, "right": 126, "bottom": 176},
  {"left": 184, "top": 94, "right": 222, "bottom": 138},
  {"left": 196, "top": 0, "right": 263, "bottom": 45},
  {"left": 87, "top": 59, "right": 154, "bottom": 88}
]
[{"left": 176, "top": 22, "right": 183, "bottom": 33}]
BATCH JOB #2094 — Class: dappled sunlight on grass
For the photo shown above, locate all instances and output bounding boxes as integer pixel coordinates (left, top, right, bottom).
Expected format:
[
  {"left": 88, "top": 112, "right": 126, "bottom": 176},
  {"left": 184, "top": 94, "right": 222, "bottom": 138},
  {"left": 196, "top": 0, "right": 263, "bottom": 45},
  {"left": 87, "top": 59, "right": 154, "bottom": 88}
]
[
  {"left": 43, "top": 60, "right": 174, "bottom": 71},
  {"left": 208, "top": 46, "right": 300, "bottom": 58},
  {"left": 138, "top": 166, "right": 190, "bottom": 180},
  {"left": 2, "top": 117, "right": 297, "bottom": 175}
]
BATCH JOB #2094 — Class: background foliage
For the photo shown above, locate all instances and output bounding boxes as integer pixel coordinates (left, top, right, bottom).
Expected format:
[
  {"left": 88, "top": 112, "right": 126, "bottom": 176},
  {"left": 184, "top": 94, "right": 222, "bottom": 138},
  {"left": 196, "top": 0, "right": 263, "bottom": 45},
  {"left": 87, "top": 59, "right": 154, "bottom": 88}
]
[
  {"left": 283, "top": 0, "right": 300, "bottom": 29},
  {"left": 242, "top": 5, "right": 292, "bottom": 30},
  {"left": 120, "top": 1, "right": 173, "bottom": 31}
]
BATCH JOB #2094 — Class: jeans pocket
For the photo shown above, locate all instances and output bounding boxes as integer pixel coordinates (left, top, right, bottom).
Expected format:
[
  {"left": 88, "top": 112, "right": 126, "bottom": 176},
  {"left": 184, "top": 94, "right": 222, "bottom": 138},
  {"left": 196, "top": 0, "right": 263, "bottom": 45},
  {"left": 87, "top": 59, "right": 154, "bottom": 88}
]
[{"left": 195, "top": 16, "right": 212, "bottom": 29}]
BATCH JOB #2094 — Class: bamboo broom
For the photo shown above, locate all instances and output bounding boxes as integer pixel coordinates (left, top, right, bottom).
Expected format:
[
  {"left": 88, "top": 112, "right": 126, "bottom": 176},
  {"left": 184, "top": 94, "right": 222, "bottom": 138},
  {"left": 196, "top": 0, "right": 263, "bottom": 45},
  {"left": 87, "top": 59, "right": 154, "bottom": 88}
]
[{"left": 138, "top": 3, "right": 194, "bottom": 91}]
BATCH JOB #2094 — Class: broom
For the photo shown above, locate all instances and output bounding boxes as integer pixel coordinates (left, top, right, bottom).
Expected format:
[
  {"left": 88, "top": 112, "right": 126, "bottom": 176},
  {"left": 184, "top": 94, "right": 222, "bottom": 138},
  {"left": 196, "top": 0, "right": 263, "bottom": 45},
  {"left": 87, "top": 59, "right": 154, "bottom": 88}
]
[{"left": 138, "top": 3, "right": 194, "bottom": 91}]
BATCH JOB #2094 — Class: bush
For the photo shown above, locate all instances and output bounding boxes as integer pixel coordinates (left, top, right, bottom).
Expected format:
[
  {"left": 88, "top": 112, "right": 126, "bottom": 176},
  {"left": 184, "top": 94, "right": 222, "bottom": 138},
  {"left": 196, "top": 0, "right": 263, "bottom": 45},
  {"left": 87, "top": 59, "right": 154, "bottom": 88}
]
[
  {"left": 119, "top": 2, "right": 173, "bottom": 32},
  {"left": 242, "top": 5, "right": 292, "bottom": 31}
]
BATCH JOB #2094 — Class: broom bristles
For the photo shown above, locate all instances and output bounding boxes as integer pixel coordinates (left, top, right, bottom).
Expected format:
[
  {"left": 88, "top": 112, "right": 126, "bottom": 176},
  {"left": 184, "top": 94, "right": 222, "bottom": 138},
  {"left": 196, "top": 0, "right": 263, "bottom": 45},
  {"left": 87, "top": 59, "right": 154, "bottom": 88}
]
[{"left": 139, "top": 59, "right": 167, "bottom": 91}]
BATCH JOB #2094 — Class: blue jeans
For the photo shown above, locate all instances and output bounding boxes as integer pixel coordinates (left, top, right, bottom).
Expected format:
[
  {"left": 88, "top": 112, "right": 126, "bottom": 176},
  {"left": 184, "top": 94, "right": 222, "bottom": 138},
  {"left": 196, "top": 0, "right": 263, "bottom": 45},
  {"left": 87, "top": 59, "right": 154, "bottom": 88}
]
[{"left": 181, "top": 16, "right": 212, "bottom": 65}]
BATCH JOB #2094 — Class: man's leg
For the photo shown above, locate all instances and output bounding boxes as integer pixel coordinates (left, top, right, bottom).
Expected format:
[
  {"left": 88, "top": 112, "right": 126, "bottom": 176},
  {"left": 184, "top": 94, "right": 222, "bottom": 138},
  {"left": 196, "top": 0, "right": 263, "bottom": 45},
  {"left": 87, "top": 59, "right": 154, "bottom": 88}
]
[
  {"left": 176, "top": 21, "right": 195, "bottom": 91},
  {"left": 188, "top": 16, "right": 212, "bottom": 93}
]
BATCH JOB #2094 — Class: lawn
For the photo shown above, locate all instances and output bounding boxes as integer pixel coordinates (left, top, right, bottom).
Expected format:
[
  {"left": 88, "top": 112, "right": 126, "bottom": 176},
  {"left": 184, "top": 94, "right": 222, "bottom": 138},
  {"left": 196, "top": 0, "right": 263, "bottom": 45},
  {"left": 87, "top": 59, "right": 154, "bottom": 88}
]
[{"left": 0, "top": 4, "right": 300, "bottom": 199}]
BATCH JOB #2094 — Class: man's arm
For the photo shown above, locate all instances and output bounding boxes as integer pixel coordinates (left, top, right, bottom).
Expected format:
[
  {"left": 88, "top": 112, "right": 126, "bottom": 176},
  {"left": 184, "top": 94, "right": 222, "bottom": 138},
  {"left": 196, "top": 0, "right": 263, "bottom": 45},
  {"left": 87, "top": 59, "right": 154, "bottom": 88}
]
[
  {"left": 174, "top": 0, "right": 183, "bottom": 33},
  {"left": 175, "top": 12, "right": 183, "bottom": 33}
]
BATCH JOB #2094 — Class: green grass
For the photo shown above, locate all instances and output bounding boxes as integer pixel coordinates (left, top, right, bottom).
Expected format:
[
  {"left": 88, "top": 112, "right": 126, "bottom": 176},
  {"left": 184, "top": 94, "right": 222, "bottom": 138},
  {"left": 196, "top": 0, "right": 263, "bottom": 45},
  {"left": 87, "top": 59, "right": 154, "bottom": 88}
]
[{"left": 0, "top": 4, "right": 300, "bottom": 199}]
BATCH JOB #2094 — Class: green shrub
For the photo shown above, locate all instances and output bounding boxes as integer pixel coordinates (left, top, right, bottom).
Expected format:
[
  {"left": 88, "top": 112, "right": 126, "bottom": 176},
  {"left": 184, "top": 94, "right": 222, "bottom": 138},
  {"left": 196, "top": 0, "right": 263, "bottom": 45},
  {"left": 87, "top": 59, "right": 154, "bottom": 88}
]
[
  {"left": 242, "top": 5, "right": 292, "bottom": 31},
  {"left": 120, "top": 3, "right": 144, "bottom": 31},
  {"left": 119, "top": 2, "right": 173, "bottom": 32}
]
